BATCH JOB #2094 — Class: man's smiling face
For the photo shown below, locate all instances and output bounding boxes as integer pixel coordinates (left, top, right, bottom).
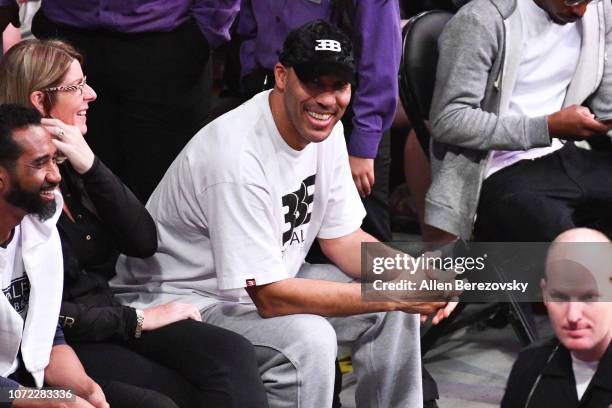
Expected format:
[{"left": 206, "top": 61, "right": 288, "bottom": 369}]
[
  {"left": 280, "top": 66, "right": 351, "bottom": 149},
  {"left": 4, "top": 125, "right": 60, "bottom": 220}
]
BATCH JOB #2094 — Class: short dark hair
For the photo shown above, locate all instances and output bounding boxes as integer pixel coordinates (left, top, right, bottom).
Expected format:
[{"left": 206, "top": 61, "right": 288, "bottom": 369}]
[{"left": 0, "top": 104, "right": 42, "bottom": 167}]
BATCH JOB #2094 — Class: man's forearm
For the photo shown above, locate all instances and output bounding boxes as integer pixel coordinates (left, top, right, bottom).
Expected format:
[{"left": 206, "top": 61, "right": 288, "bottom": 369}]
[
  {"left": 44, "top": 345, "right": 96, "bottom": 399},
  {"left": 319, "top": 228, "right": 420, "bottom": 282},
  {"left": 247, "top": 278, "right": 395, "bottom": 317},
  {"left": 45, "top": 345, "right": 107, "bottom": 407},
  {"left": 319, "top": 228, "right": 378, "bottom": 279},
  {"left": 247, "top": 277, "right": 449, "bottom": 320}
]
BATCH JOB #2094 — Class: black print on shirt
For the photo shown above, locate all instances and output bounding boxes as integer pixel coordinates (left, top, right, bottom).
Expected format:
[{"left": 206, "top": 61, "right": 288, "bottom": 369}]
[
  {"left": 3, "top": 275, "right": 30, "bottom": 314},
  {"left": 282, "top": 174, "right": 316, "bottom": 247}
]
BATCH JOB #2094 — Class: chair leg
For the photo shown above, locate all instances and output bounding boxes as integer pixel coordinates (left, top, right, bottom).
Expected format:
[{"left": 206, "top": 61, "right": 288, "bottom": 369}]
[
  {"left": 508, "top": 302, "right": 538, "bottom": 346},
  {"left": 332, "top": 358, "right": 342, "bottom": 407}
]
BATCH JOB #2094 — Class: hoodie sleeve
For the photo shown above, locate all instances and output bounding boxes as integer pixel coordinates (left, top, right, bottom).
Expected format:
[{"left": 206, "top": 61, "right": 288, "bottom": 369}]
[{"left": 430, "top": 7, "right": 550, "bottom": 151}]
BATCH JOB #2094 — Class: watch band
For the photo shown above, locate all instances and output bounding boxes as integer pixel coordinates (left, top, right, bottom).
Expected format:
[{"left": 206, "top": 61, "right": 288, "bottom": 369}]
[{"left": 134, "top": 308, "right": 144, "bottom": 338}]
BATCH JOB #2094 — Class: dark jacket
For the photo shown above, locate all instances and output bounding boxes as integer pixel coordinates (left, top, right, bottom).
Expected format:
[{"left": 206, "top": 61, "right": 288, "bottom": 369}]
[
  {"left": 57, "top": 158, "right": 157, "bottom": 342},
  {"left": 502, "top": 338, "right": 612, "bottom": 408}
]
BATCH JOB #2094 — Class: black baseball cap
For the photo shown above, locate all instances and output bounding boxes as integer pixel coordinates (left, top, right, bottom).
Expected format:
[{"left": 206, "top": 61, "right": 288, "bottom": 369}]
[{"left": 279, "top": 20, "right": 355, "bottom": 86}]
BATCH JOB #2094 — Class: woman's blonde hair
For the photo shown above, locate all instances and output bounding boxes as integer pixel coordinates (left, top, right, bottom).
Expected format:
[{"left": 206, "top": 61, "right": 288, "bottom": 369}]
[{"left": 0, "top": 39, "right": 83, "bottom": 115}]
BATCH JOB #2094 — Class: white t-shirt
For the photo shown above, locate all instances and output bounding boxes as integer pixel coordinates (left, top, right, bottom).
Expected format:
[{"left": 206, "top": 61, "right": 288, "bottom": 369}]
[
  {"left": 571, "top": 353, "right": 598, "bottom": 400},
  {"left": 486, "top": 0, "right": 582, "bottom": 177},
  {"left": 112, "top": 90, "right": 366, "bottom": 308},
  {"left": 1, "top": 226, "right": 29, "bottom": 321}
]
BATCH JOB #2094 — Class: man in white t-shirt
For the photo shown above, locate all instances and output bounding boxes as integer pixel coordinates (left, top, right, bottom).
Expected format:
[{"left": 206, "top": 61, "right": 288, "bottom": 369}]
[
  {"left": 426, "top": 0, "right": 612, "bottom": 241},
  {"left": 502, "top": 228, "right": 612, "bottom": 407},
  {"left": 0, "top": 104, "right": 109, "bottom": 407},
  {"left": 113, "top": 21, "right": 456, "bottom": 408}
]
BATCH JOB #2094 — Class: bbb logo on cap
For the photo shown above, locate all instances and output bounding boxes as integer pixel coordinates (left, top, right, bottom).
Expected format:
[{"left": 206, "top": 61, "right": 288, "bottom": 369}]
[{"left": 315, "top": 39, "right": 341, "bottom": 52}]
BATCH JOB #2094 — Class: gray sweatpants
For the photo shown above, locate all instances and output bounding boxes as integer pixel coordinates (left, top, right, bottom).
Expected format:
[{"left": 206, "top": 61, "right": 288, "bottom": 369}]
[{"left": 201, "top": 263, "right": 422, "bottom": 408}]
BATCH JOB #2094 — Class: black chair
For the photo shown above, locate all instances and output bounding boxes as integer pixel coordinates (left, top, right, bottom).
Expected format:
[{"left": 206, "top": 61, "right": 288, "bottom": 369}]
[
  {"left": 398, "top": 10, "right": 538, "bottom": 354},
  {"left": 399, "top": 10, "right": 453, "bottom": 157}
]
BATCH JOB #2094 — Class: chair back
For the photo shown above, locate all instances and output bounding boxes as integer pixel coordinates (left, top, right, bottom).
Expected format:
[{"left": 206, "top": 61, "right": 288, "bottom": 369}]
[{"left": 399, "top": 10, "right": 453, "bottom": 157}]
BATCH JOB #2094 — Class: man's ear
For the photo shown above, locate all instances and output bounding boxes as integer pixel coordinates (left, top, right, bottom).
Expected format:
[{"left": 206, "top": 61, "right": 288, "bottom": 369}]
[
  {"left": 274, "top": 63, "right": 288, "bottom": 92},
  {"left": 29, "top": 91, "right": 47, "bottom": 116}
]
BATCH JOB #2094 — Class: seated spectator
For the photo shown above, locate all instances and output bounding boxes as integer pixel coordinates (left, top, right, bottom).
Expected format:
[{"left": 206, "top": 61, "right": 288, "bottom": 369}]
[
  {"left": 502, "top": 228, "right": 612, "bottom": 407},
  {"left": 238, "top": 0, "right": 401, "bottom": 246},
  {"left": 0, "top": 104, "right": 111, "bottom": 407},
  {"left": 0, "top": 39, "right": 268, "bottom": 408},
  {"left": 112, "top": 21, "right": 456, "bottom": 408},
  {"left": 427, "top": 0, "right": 612, "bottom": 241}
]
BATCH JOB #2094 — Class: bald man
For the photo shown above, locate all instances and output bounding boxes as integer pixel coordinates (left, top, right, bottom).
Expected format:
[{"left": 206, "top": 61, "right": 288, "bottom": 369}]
[{"left": 501, "top": 228, "right": 612, "bottom": 408}]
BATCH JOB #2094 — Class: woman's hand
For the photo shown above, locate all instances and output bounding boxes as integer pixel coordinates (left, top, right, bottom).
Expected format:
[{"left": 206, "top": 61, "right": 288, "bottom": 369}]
[
  {"left": 42, "top": 118, "right": 95, "bottom": 174},
  {"left": 142, "top": 302, "right": 202, "bottom": 332}
]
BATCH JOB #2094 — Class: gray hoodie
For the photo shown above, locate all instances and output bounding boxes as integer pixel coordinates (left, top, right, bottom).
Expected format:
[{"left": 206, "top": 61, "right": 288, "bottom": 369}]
[{"left": 426, "top": 0, "right": 612, "bottom": 239}]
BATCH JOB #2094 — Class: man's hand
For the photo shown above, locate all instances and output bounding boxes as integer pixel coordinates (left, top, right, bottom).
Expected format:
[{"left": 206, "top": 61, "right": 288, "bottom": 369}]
[
  {"left": 394, "top": 301, "right": 448, "bottom": 316},
  {"left": 82, "top": 382, "right": 109, "bottom": 408},
  {"left": 430, "top": 301, "right": 458, "bottom": 325},
  {"left": 73, "top": 395, "right": 99, "bottom": 408},
  {"left": 44, "top": 345, "right": 108, "bottom": 408},
  {"left": 380, "top": 249, "right": 461, "bottom": 324},
  {"left": 393, "top": 300, "right": 458, "bottom": 325},
  {"left": 390, "top": 291, "right": 459, "bottom": 325},
  {"left": 12, "top": 394, "right": 97, "bottom": 408},
  {"left": 0, "top": 4, "right": 20, "bottom": 32},
  {"left": 548, "top": 105, "right": 612, "bottom": 140},
  {"left": 349, "top": 155, "right": 375, "bottom": 197},
  {"left": 142, "top": 302, "right": 202, "bottom": 331}
]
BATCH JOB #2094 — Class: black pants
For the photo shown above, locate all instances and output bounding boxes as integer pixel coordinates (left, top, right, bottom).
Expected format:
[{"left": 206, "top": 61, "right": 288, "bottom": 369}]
[
  {"left": 72, "top": 320, "right": 268, "bottom": 408},
  {"left": 475, "top": 143, "right": 612, "bottom": 241},
  {"left": 104, "top": 381, "right": 178, "bottom": 408},
  {"left": 32, "top": 11, "right": 212, "bottom": 203}
]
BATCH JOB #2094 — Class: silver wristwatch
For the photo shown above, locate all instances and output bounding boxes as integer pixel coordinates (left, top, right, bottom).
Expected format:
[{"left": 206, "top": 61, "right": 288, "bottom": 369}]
[{"left": 134, "top": 308, "right": 145, "bottom": 338}]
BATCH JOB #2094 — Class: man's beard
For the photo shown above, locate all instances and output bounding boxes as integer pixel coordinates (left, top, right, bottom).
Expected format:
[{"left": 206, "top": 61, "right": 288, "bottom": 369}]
[{"left": 6, "top": 181, "right": 57, "bottom": 221}]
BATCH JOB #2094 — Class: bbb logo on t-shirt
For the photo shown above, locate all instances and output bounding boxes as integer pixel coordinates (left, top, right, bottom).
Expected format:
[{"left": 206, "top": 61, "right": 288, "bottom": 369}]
[{"left": 282, "top": 175, "right": 316, "bottom": 249}]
